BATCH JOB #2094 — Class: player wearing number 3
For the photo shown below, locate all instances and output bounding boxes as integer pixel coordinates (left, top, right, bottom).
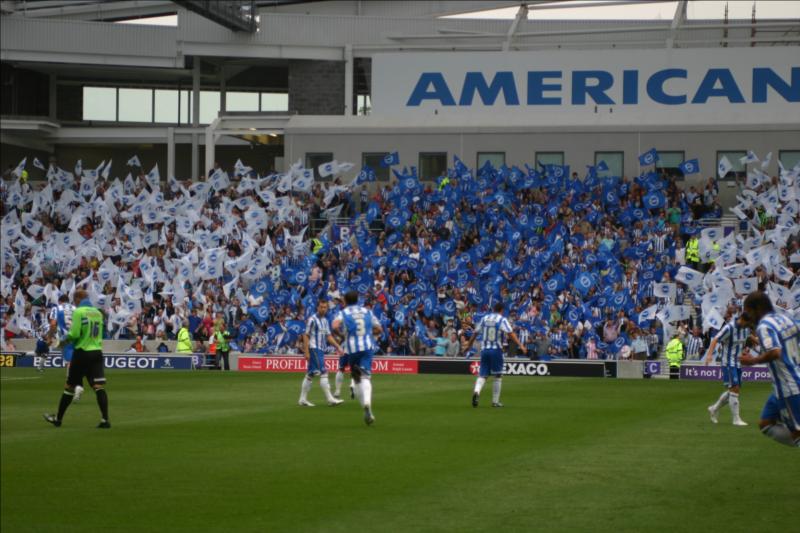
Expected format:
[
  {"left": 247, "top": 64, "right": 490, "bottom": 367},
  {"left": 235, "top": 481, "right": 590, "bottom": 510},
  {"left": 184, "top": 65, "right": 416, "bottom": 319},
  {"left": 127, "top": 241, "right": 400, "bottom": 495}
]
[
  {"left": 332, "top": 291, "right": 383, "bottom": 425},
  {"left": 43, "top": 290, "right": 110, "bottom": 429},
  {"left": 463, "top": 302, "right": 527, "bottom": 408}
]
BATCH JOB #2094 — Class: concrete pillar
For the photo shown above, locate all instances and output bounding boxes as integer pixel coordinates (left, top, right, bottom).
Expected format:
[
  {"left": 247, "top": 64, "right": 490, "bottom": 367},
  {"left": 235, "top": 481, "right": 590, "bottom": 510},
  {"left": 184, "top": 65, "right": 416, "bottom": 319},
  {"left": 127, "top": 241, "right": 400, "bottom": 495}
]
[
  {"left": 220, "top": 65, "right": 227, "bottom": 114},
  {"left": 48, "top": 73, "right": 57, "bottom": 121},
  {"left": 167, "top": 126, "right": 175, "bottom": 180},
  {"left": 205, "top": 126, "right": 215, "bottom": 180},
  {"left": 344, "top": 44, "right": 353, "bottom": 115},
  {"left": 191, "top": 58, "right": 201, "bottom": 180}
]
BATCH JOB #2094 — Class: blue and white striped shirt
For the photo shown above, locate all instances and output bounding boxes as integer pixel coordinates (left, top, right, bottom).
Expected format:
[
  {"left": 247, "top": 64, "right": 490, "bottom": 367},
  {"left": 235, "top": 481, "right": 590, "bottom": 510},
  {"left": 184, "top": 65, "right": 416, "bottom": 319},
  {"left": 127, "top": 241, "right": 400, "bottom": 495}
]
[
  {"left": 337, "top": 305, "right": 376, "bottom": 355},
  {"left": 476, "top": 312, "right": 512, "bottom": 351},
  {"left": 714, "top": 320, "right": 749, "bottom": 368},
  {"left": 305, "top": 314, "right": 330, "bottom": 351},
  {"left": 756, "top": 312, "right": 800, "bottom": 400}
]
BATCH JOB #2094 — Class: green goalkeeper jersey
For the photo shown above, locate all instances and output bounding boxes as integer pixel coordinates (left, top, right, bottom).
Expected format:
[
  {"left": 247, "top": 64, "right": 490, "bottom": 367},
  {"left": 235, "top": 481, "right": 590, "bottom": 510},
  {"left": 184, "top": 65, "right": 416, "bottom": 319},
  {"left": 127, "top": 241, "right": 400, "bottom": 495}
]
[{"left": 66, "top": 301, "right": 104, "bottom": 351}]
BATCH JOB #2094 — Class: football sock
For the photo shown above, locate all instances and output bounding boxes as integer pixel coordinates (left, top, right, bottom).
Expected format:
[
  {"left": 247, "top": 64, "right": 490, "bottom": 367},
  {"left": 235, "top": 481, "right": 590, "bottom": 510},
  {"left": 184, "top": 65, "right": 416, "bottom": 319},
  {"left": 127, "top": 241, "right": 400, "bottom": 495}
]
[
  {"left": 300, "top": 376, "right": 313, "bottom": 401},
  {"left": 360, "top": 378, "right": 372, "bottom": 408},
  {"left": 37, "top": 356, "right": 46, "bottom": 372},
  {"left": 353, "top": 381, "right": 364, "bottom": 406},
  {"left": 95, "top": 388, "right": 109, "bottom": 421},
  {"left": 320, "top": 375, "right": 335, "bottom": 402},
  {"left": 56, "top": 390, "right": 74, "bottom": 421},
  {"left": 761, "top": 423, "right": 795, "bottom": 447},
  {"left": 492, "top": 378, "right": 502, "bottom": 404},
  {"left": 334, "top": 371, "right": 344, "bottom": 395},
  {"left": 474, "top": 377, "right": 486, "bottom": 395},
  {"left": 729, "top": 392, "right": 741, "bottom": 420},
  {"left": 712, "top": 391, "right": 730, "bottom": 411}
]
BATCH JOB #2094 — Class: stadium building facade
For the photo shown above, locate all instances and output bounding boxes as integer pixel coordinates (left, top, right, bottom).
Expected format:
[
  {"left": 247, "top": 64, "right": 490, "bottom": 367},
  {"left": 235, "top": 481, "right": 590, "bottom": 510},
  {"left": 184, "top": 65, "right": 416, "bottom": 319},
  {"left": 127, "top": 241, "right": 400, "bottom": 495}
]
[{"left": 1, "top": 0, "right": 799, "bottom": 208}]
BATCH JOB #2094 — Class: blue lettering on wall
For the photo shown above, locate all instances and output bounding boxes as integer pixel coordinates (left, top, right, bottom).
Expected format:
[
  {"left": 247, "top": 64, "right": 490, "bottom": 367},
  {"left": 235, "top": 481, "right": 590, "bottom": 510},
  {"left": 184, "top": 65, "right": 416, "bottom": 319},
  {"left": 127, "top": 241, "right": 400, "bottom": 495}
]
[
  {"left": 407, "top": 73, "right": 456, "bottom": 106},
  {"left": 752, "top": 67, "right": 800, "bottom": 103},
  {"left": 692, "top": 68, "right": 745, "bottom": 103},
  {"left": 527, "top": 71, "right": 562, "bottom": 105},
  {"left": 646, "top": 69, "right": 687, "bottom": 105},
  {"left": 572, "top": 70, "right": 615, "bottom": 105},
  {"left": 459, "top": 71, "right": 520, "bottom": 105},
  {"left": 405, "top": 67, "right": 799, "bottom": 107},
  {"left": 622, "top": 70, "right": 638, "bottom": 105}
]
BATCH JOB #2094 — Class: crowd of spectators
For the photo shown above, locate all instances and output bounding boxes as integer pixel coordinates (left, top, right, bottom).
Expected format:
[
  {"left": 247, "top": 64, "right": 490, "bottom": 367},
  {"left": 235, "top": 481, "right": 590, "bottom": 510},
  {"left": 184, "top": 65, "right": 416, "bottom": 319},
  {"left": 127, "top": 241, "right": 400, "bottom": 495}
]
[{"left": 2, "top": 152, "right": 798, "bottom": 364}]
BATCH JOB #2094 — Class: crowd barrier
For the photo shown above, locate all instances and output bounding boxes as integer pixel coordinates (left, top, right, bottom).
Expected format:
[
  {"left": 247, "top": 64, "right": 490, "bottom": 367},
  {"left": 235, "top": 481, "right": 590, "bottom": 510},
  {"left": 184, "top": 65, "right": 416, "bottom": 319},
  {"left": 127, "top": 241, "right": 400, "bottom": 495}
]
[{"left": 1, "top": 352, "right": 771, "bottom": 381}]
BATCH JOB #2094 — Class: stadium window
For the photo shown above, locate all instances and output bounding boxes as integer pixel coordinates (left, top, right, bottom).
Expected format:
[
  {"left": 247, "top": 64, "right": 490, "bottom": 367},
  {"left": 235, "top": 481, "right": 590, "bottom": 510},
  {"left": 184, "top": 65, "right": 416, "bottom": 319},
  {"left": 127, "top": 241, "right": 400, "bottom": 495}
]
[
  {"left": 199, "top": 90, "right": 220, "bottom": 124},
  {"left": 779, "top": 150, "right": 800, "bottom": 171},
  {"left": 361, "top": 153, "right": 390, "bottom": 181},
  {"left": 306, "top": 153, "right": 333, "bottom": 181},
  {"left": 716, "top": 150, "right": 747, "bottom": 180},
  {"left": 261, "top": 93, "right": 289, "bottom": 112},
  {"left": 82, "top": 86, "right": 117, "bottom": 121},
  {"left": 419, "top": 152, "right": 447, "bottom": 182},
  {"left": 595, "top": 151, "right": 623, "bottom": 177},
  {"left": 154, "top": 89, "right": 179, "bottom": 123},
  {"left": 118, "top": 88, "right": 153, "bottom": 122},
  {"left": 656, "top": 151, "right": 685, "bottom": 179},
  {"left": 535, "top": 151, "right": 564, "bottom": 167},
  {"left": 477, "top": 152, "right": 505, "bottom": 169},
  {"left": 226, "top": 91, "right": 260, "bottom": 112},
  {"left": 357, "top": 94, "right": 371, "bottom": 116}
]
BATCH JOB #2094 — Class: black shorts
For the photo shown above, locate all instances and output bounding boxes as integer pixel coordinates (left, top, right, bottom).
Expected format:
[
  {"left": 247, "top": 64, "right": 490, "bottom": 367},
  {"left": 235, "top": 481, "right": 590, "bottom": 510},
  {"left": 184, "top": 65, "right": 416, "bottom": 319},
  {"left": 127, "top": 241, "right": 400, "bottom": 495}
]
[{"left": 67, "top": 349, "right": 106, "bottom": 387}]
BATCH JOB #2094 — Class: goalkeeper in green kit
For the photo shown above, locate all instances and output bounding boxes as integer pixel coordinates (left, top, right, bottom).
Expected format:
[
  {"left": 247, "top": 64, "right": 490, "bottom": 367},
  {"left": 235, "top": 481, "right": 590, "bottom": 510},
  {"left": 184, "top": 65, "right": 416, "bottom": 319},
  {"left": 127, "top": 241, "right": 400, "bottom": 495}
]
[{"left": 43, "top": 290, "right": 110, "bottom": 429}]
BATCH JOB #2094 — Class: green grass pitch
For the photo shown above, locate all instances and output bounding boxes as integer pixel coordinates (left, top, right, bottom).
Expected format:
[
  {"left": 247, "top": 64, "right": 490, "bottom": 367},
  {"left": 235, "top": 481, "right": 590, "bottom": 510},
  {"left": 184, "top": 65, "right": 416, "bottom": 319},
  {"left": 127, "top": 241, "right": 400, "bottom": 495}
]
[{"left": 1, "top": 368, "right": 796, "bottom": 533}]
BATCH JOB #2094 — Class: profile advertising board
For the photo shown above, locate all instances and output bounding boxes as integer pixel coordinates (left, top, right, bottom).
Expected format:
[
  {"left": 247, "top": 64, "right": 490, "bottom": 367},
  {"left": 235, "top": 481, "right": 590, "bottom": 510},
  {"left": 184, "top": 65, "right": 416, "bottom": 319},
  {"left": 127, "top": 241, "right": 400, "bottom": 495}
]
[
  {"left": 238, "top": 356, "right": 612, "bottom": 378},
  {"left": 238, "top": 355, "right": 419, "bottom": 374},
  {"left": 12, "top": 353, "right": 194, "bottom": 370},
  {"left": 371, "top": 47, "right": 799, "bottom": 127}
]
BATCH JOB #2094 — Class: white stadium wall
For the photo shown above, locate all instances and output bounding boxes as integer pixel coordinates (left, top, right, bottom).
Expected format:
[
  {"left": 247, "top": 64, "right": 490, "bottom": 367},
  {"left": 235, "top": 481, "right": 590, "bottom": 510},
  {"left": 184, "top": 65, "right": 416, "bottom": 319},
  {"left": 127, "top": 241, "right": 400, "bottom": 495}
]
[{"left": 284, "top": 46, "right": 799, "bottom": 207}]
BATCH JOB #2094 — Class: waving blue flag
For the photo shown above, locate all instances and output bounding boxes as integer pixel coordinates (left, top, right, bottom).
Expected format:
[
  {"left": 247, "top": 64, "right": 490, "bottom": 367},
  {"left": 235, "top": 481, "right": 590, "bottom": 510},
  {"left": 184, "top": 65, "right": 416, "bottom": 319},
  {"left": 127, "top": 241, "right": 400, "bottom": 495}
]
[
  {"left": 596, "top": 160, "right": 609, "bottom": 172},
  {"left": 286, "top": 320, "right": 306, "bottom": 336},
  {"left": 238, "top": 319, "right": 255, "bottom": 339},
  {"left": 356, "top": 165, "right": 376, "bottom": 185},
  {"left": 574, "top": 272, "right": 595, "bottom": 296},
  {"left": 249, "top": 304, "right": 271, "bottom": 324},
  {"left": 679, "top": 159, "right": 700, "bottom": 175},
  {"left": 380, "top": 151, "right": 399, "bottom": 168},
  {"left": 643, "top": 190, "right": 666, "bottom": 210},
  {"left": 250, "top": 278, "right": 271, "bottom": 298},
  {"left": 638, "top": 148, "right": 659, "bottom": 166}
]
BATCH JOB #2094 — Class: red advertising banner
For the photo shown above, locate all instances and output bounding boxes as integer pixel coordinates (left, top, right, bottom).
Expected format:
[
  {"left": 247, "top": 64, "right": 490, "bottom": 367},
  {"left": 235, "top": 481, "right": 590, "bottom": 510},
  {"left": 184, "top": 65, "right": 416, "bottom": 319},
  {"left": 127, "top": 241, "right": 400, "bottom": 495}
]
[{"left": 238, "top": 356, "right": 418, "bottom": 375}]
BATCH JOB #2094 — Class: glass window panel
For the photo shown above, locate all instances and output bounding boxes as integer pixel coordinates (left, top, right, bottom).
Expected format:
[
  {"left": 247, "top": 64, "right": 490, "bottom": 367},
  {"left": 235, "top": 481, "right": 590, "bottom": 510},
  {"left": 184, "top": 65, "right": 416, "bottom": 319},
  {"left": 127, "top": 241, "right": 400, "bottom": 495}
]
[
  {"left": 656, "top": 151, "right": 685, "bottom": 179},
  {"left": 717, "top": 150, "right": 746, "bottom": 179},
  {"left": 261, "top": 93, "right": 289, "bottom": 112},
  {"left": 118, "top": 88, "right": 153, "bottom": 122},
  {"left": 595, "top": 151, "right": 623, "bottom": 177},
  {"left": 357, "top": 94, "right": 371, "bottom": 116},
  {"left": 82, "top": 87, "right": 117, "bottom": 121},
  {"left": 779, "top": 150, "right": 800, "bottom": 171},
  {"left": 419, "top": 152, "right": 447, "bottom": 181},
  {"left": 306, "top": 152, "right": 333, "bottom": 181},
  {"left": 477, "top": 152, "right": 505, "bottom": 169},
  {"left": 535, "top": 152, "right": 564, "bottom": 166},
  {"left": 199, "top": 90, "right": 220, "bottom": 124},
  {"left": 154, "top": 89, "right": 179, "bottom": 123},
  {"left": 362, "top": 153, "right": 391, "bottom": 181},
  {"left": 226, "top": 91, "right": 260, "bottom": 112}
]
